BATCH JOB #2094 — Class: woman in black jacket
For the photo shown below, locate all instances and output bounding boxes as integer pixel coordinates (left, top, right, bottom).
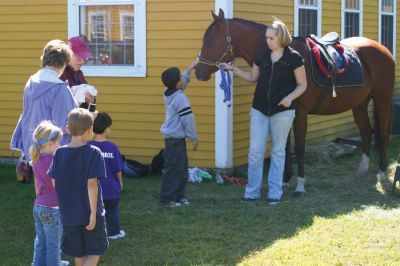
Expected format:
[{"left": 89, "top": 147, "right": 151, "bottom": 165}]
[{"left": 222, "top": 18, "right": 307, "bottom": 204}]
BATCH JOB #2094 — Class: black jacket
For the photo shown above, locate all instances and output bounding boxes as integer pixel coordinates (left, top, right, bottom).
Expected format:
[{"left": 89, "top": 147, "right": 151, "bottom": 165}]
[{"left": 252, "top": 46, "right": 304, "bottom": 116}]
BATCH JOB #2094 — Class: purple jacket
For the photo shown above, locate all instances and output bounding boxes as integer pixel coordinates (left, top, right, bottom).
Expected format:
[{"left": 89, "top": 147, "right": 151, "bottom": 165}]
[{"left": 10, "top": 69, "right": 78, "bottom": 161}]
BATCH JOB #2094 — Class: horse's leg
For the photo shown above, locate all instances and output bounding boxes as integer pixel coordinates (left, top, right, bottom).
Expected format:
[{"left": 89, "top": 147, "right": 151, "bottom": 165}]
[
  {"left": 293, "top": 110, "right": 308, "bottom": 196},
  {"left": 371, "top": 95, "right": 392, "bottom": 179},
  {"left": 283, "top": 130, "right": 293, "bottom": 187},
  {"left": 352, "top": 98, "right": 373, "bottom": 177}
]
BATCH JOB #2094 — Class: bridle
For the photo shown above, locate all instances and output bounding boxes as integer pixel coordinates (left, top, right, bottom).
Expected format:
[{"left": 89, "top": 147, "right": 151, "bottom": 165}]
[{"left": 197, "top": 19, "right": 234, "bottom": 67}]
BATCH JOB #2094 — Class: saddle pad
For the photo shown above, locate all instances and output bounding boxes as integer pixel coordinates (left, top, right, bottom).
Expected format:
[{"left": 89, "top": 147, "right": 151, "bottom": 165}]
[{"left": 303, "top": 37, "right": 364, "bottom": 88}]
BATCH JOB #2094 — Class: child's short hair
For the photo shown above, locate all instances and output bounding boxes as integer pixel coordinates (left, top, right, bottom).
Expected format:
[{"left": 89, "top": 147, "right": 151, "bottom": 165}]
[
  {"left": 41, "top": 39, "right": 72, "bottom": 69},
  {"left": 30, "top": 121, "right": 63, "bottom": 163},
  {"left": 93, "top": 112, "right": 112, "bottom": 134},
  {"left": 161, "top": 67, "right": 181, "bottom": 89},
  {"left": 68, "top": 108, "right": 93, "bottom": 136}
]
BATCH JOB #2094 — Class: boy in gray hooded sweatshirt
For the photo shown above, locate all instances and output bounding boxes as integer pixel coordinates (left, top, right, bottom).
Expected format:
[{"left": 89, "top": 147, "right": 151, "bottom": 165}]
[{"left": 160, "top": 60, "right": 198, "bottom": 207}]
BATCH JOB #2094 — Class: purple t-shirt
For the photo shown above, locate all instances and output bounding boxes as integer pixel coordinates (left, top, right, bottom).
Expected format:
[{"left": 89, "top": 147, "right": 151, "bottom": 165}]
[
  {"left": 88, "top": 140, "right": 124, "bottom": 200},
  {"left": 32, "top": 153, "right": 58, "bottom": 207}
]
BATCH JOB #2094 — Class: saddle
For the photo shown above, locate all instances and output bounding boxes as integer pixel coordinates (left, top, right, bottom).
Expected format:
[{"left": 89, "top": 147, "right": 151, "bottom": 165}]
[
  {"left": 298, "top": 33, "right": 364, "bottom": 113},
  {"left": 302, "top": 32, "right": 364, "bottom": 98},
  {"left": 306, "top": 32, "right": 349, "bottom": 97}
]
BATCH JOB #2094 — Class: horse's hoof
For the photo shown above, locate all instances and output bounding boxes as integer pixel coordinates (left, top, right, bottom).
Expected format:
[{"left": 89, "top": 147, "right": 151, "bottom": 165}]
[{"left": 292, "top": 191, "right": 306, "bottom": 198}]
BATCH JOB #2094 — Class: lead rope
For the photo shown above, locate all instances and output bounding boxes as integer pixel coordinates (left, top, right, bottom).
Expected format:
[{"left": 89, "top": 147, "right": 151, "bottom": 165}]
[{"left": 219, "top": 64, "right": 231, "bottom": 107}]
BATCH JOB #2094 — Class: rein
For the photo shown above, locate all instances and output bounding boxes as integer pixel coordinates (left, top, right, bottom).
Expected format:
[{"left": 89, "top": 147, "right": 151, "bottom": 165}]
[{"left": 198, "top": 19, "right": 234, "bottom": 67}]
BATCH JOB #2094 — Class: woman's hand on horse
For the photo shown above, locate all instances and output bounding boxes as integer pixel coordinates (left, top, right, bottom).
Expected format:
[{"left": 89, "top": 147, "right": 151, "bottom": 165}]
[
  {"left": 279, "top": 96, "right": 292, "bottom": 108},
  {"left": 220, "top": 63, "right": 235, "bottom": 71}
]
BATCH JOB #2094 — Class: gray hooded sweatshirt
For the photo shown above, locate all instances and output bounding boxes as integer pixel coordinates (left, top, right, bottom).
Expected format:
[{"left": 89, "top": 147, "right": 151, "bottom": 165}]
[{"left": 160, "top": 71, "right": 197, "bottom": 141}]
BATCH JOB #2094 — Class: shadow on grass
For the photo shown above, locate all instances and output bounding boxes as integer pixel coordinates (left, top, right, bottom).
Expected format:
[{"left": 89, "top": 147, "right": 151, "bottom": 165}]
[{"left": 0, "top": 137, "right": 399, "bottom": 265}]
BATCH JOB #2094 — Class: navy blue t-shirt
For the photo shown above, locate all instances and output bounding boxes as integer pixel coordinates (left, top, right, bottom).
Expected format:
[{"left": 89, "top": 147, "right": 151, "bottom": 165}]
[{"left": 48, "top": 144, "right": 107, "bottom": 226}]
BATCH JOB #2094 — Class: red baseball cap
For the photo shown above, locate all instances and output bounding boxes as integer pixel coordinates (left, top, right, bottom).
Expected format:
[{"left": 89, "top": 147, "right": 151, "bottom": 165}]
[{"left": 68, "top": 36, "right": 93, "bottom": 59}]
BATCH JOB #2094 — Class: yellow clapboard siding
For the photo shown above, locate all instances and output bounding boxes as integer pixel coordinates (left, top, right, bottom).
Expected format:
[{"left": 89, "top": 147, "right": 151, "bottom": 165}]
[
  {"left": 0, "top": 14, "right": 67, "bottom": 24},
  {"left": 147, "top": 2, "right": 212, "bottom": 12},
  {"left": 148, "top": 39, "right": 203, "bottom": 49},
  {"left": 0, "top": 0, "right": 66, "bottom": 5},
  {"left": 0, "top": 31, "right": 67, "bottom": 41},
  {"left": 0, "top": 23, "right": 66, "bottom": 31},
  {"left": 147, "top": 13, "right": 212, "bottom": 21},
  {"left": 0, "top": 5, "right": 66, "bottom": 15}
]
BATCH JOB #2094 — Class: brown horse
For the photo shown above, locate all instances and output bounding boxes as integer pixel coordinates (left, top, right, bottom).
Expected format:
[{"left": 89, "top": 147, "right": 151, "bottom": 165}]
[{"left": 195, "top": 9, "right": 394, "bottom": 194}]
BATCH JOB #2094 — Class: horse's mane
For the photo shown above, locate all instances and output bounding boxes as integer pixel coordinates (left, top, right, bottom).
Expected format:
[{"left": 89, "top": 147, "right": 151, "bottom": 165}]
[{"left": 203, "top": 17, "right": 268, "bottom": 41}]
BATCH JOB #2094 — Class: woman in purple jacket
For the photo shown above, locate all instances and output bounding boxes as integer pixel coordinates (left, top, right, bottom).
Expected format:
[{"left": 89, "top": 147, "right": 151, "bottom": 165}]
[{"left": 11, "top": 39, "right": 78, "bottom": 161}]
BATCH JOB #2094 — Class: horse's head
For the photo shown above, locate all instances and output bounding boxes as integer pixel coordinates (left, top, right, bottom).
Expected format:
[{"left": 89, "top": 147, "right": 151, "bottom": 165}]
[{"left": 195, "top": 9, "right": 235, "bottom": 81}]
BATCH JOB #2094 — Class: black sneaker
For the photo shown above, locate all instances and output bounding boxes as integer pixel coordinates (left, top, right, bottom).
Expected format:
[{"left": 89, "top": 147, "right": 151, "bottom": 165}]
[
  {"left": 267, "top": 198, "right": 280, "bottom": 205},
  {"left": 240, "top": 197, "right": 260, "bottom": 202}
]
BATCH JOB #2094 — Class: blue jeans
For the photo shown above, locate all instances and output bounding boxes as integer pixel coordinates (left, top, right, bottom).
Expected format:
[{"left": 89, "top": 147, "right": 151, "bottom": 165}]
[
  {"left": 32, "top": 205, "right": 62, "bottom": 266},
  {"left": 245, "top": 108, "right": 295, "bottom": 200}
]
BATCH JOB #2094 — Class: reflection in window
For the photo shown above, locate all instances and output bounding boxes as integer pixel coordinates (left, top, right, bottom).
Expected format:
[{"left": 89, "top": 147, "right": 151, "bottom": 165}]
[{"left": 80, "top": 5, "right": 134, "bottom": 65}]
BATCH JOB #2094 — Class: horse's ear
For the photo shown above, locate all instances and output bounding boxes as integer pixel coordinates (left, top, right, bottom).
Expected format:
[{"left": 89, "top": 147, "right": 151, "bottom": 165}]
[
  {"left": 211, "top": 10, "right": 219, "bottom": 21},
  {"left": 211, "top": 8, "right": 225, "bottom": 23},
  {"left": 218, "top": 8, "right": 225, "bottom": 19}
]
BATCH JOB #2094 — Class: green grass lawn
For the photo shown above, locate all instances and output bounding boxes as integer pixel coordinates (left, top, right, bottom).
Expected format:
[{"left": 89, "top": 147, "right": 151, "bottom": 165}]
[{"left": 1, "top": 137, "right": 400, "bottom": 265}]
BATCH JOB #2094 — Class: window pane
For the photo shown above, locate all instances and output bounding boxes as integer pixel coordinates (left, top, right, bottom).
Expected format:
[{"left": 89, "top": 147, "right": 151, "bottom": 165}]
[
  {"left": 79, "top": 5, "right": 134, "bottom": 66},
  {"left": 382, "top": 0, "right": 394, "bottom": 13},
  {"left": 300, "top": 0, "right": 318, "bottom": 6},
  {"left": 345, "top": 0, "right": 359, "bottom": 10},
  {"left": 381, "top": 14, "right": 394, "bottom": 53},
  {"left": 299, "top": 9, "right": 318, "bottom": 37},
  {"left": 344, "top": 13, "right": 360, "bottom": 38}
]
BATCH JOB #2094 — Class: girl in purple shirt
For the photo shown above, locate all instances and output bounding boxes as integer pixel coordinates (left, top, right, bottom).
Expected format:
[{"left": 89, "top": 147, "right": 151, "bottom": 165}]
[{"left": 30, "top": 121, "right": 64, "bottom": 266}]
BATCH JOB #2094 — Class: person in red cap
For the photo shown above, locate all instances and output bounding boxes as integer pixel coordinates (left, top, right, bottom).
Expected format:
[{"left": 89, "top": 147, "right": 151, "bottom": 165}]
[{"left": 60, "top": 36, "right": 96, "bottom": 109}]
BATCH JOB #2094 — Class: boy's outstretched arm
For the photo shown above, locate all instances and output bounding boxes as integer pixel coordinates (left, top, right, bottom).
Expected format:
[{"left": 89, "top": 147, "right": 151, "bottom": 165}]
[
  {"left": 185, "top": 58, "right": 199, "bottom": 73},
  {"left": 181, "top": 59, "right": 199, "bottom": 91},
  {"left": 86, "top": 178, "right": 98, "bottom": 230}
]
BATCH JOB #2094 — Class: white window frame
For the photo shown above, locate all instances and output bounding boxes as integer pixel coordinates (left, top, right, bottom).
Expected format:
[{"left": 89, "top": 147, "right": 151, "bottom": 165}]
[
  {"left": 341, "top": 0, "right": 363, "bottom": 39},
  {"left": 294, "top": 0, "right": 322, "bottom": 37},
  {"left": 378, "top": 0, "right": 396, "bottom": 58},
  {"left": 68, "top": 0, "right": 146, "bottom": 77}
]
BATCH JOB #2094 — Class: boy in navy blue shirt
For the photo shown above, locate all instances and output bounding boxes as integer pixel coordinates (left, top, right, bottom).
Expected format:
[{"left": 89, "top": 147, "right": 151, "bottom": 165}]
[
  {"left": 89, "top": 112, "right": 125, "bottom": 240},
  {"left": 49, "top": 108, "right": 108, "bottom": 266}
]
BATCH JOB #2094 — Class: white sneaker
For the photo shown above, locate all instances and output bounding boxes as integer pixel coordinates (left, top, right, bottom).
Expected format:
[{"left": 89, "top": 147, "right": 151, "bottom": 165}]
[
  {"left": 61, "top": 260, "right": 70, "bottom": 266},
  {"left": 108, "top": 229, "right": 126, "bottom": 240}
]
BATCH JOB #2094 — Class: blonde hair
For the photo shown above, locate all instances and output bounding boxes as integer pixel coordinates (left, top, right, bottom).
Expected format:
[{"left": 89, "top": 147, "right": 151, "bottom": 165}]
[
  {"left": 68, "top": 108, "right": 93, "bottom": 136},
  {"left": 30, "top": 121, "right": 63, "bottom": 163},
  {"left": 268, "top": 17, "right": 292, "bottom": 47}
]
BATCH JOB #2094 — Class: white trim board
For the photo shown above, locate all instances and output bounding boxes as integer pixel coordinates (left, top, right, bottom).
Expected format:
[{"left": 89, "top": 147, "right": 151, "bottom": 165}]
[{"left": 214, "top": 0, "right": 233, "bottom": 169}]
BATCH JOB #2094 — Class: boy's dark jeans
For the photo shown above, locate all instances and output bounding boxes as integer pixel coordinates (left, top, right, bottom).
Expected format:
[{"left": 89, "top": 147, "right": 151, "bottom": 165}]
[
  {"left": 160, "top": 138, "right": 188, "bottom": 202},
  {"left": 103, "top": 199, "right": 120, "bottom": 236}
]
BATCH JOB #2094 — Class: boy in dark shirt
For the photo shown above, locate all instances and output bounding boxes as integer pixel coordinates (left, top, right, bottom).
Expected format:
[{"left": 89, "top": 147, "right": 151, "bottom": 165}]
[
  {"left": 89, "top": 112, "right": 125, "bottom": 240},
  {"left": 48, "top": 108, "right": 108, "bottom": 266}
]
